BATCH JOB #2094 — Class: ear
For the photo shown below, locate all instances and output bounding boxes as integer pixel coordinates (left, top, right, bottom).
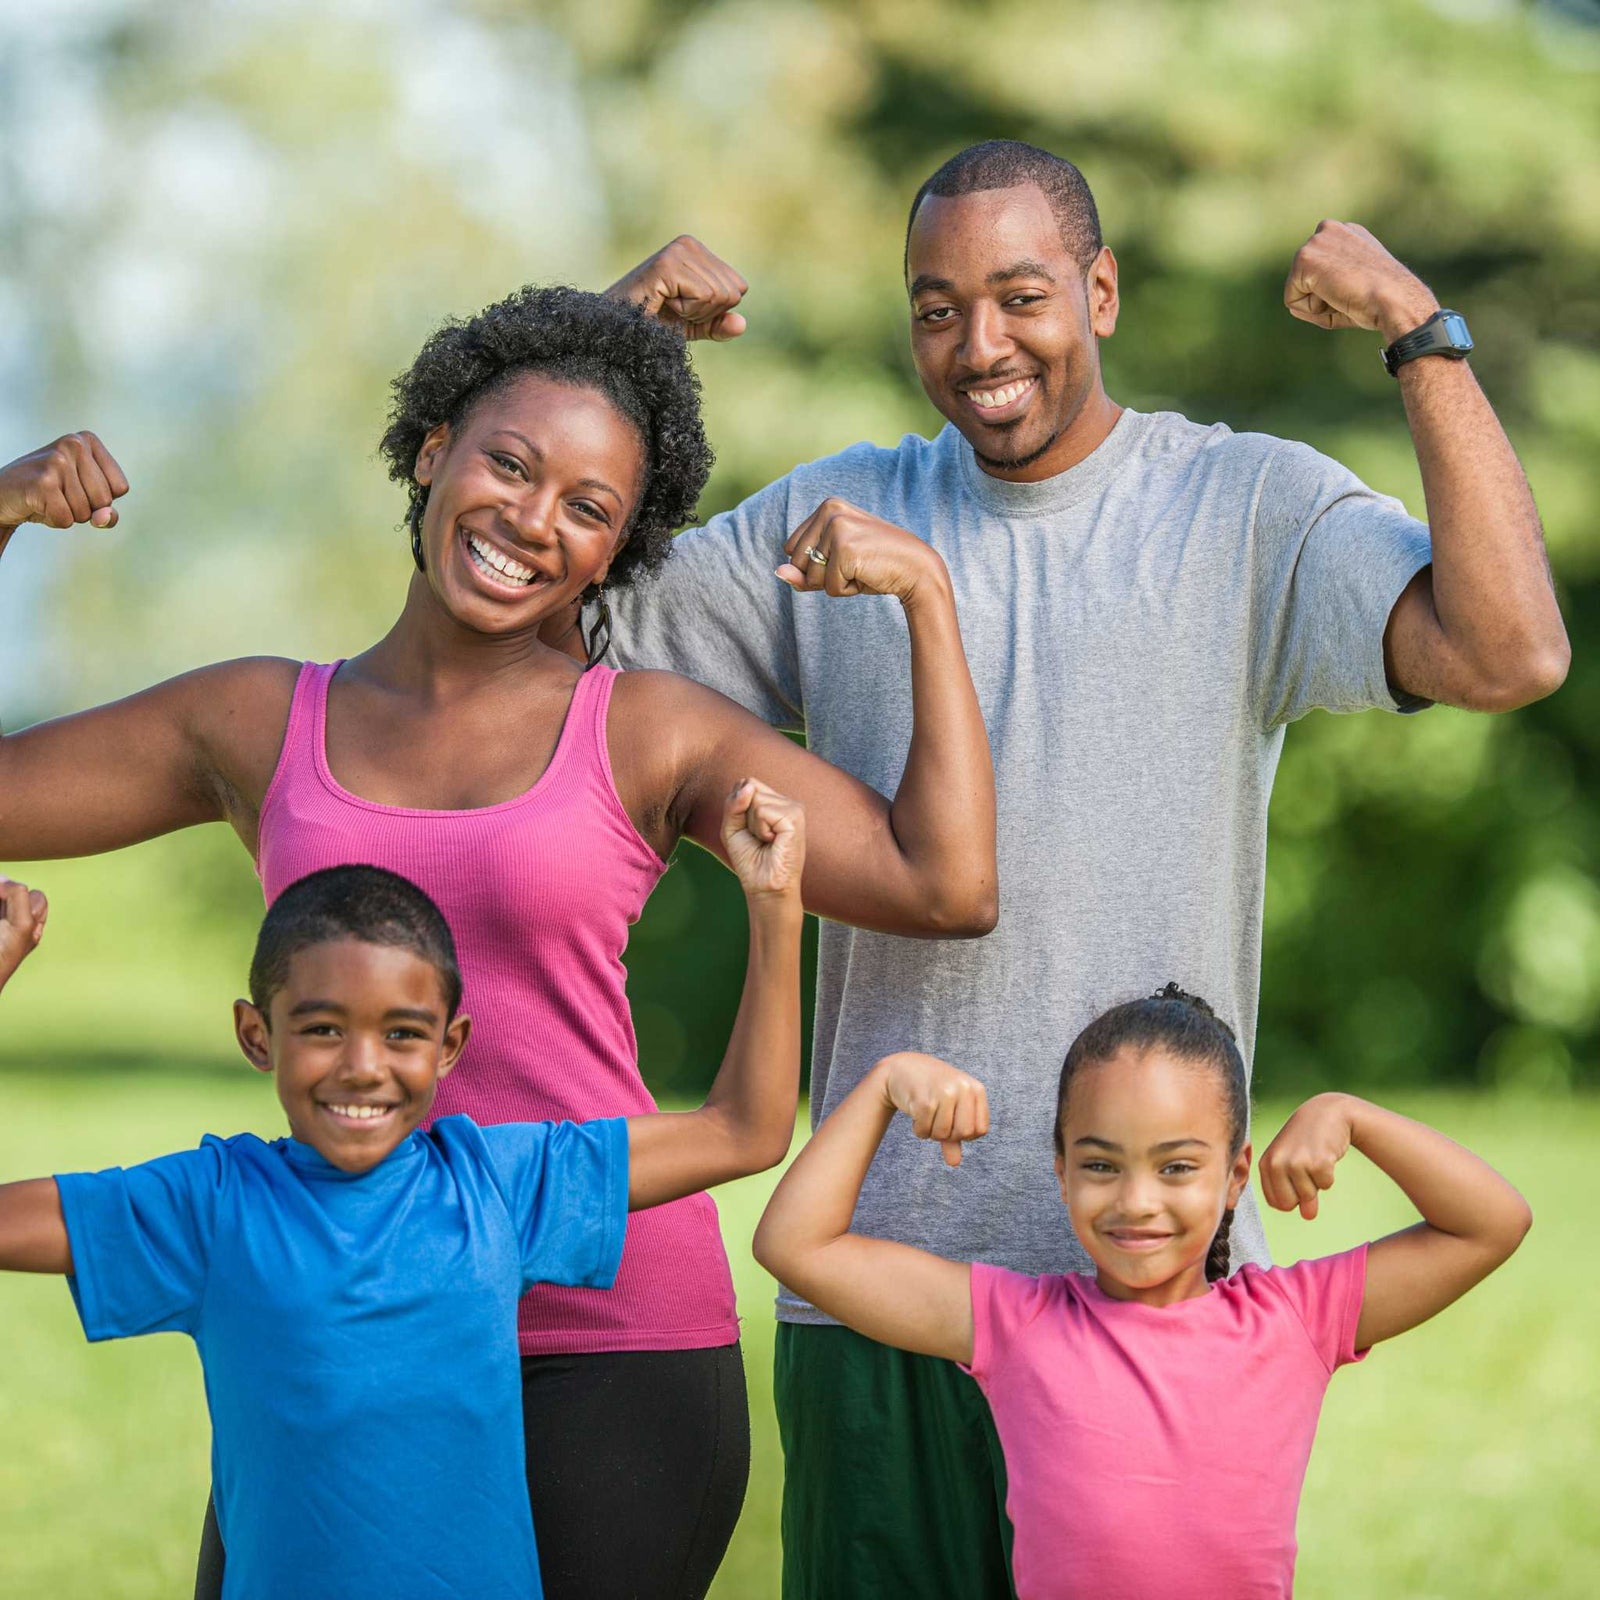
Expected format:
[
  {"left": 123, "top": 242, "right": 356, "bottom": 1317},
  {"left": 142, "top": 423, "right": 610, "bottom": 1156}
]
[
  {"left": 413, "top": 422, "right": 451, "bottom": 489},
  {"left": 1087, "top": 245, "right": 1120, "bottom": 340},
  {"left": 1053, "top": 1148, "right": 1069, "bottom": 1203},
  {"left": 436, "top": 1013, "right": 472, "bottom": 1080},
  {"left": 234, "top": 999, "right": 274, "bottom": 1075},
  {"left": 587, "top": 528, "right": 630, "bottom": 592},
  {"left": 1227, "top": 1141, "right": 1253, "bottom": 1211}
]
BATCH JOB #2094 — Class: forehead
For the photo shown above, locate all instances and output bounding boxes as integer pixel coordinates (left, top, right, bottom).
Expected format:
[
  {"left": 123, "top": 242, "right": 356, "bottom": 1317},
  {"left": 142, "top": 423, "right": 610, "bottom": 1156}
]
[
  {"left": 1064, "top": 1047, "right": 1234, "bottom": 1141},
  {"left": 278, "top": 939, "right": 447, "bottom": 1010},
  {"left": 462, "top": 372, "right": 644, "bottom": 474},
  {"left": 906, "top": 184, "right": 1077, "bottom": 289}
]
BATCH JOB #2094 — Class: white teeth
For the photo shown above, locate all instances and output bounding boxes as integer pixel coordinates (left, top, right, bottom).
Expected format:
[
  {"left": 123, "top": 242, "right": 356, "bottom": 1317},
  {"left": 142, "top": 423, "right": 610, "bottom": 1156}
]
[
  {"left": 466, "top": 531, "right": 538, "bottom": 585},
  {"left": 969, "top": 378, "right": 1035, "bottom": 410},
  {"left": 326, "top": 1103, "right": 392, "bottom": 1121}
]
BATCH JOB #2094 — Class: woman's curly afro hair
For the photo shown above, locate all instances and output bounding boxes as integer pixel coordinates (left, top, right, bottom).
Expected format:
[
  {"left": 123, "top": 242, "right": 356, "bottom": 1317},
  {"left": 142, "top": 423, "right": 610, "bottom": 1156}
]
[{"left": 378, "top": 285, "right": 713, "bottom": 592}]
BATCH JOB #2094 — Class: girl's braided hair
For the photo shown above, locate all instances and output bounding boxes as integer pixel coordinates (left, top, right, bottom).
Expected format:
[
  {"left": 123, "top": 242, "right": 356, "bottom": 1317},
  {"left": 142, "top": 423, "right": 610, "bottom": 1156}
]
[
  {"left": 1054, "top": 982, "right": 1249, "bottom": 1282},
  {"left": 378, "top": 285, "right": 713, "bottom": 595}
]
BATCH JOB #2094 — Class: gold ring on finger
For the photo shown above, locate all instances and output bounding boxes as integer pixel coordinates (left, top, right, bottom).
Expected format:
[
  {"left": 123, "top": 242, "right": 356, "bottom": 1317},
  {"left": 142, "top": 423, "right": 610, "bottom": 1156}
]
[{"left": 804, "top": 545, "right": 828, "bottom": 566}]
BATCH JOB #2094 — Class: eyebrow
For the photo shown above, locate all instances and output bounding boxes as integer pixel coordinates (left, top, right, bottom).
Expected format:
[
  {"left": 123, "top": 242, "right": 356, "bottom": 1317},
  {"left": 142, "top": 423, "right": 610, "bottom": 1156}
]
[
  {"left": 490, "top": 430, "right": 624, "bottom": 505},
  {"left": 908, "top": 261, "right": 1060, "bottom": 302},
  {"left": 987, "top": 259, "right": 1056, "bottom": 285},
  {"left": 284, "top": 1001, "right": 439, "bottom": 1024},
  {"left": 1071, "top": 1136, "right": 1211, "bottom": 1153}
]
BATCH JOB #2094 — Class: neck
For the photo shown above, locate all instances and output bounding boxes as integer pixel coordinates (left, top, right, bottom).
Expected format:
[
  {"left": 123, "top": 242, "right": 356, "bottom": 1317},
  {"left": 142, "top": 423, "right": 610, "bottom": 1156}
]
[
  {"left": 1094, "top": 1259, "right": 1211, "bottom": 1308},
  {"left": 977, "top": 385, "right": 1123, "bottom": 485},
  {"left": 355, "top": 573, "right": 573, "bottom": 697}
]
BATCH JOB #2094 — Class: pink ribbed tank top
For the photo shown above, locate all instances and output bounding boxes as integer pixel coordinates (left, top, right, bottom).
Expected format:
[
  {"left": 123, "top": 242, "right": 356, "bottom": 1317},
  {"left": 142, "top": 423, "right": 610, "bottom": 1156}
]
[{"left": 256, "top": 661, "right": 738, "bottom": 1355}]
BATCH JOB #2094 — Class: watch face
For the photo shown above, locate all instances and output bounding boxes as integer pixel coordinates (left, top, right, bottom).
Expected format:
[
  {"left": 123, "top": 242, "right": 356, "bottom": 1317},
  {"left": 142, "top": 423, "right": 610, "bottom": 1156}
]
[{"left": 1441, "top": 313, "right": 1473, "bottom": 354}]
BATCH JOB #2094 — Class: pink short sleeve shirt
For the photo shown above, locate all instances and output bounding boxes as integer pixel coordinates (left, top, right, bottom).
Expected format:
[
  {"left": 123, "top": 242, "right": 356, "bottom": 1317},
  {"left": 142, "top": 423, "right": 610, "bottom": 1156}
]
[{"left": 966, "top": 1246, "right": 1369, "bottom": 1600}]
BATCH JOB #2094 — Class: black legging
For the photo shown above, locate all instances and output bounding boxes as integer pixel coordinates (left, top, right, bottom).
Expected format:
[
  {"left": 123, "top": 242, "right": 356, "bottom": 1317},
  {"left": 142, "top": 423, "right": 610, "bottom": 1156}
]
[{"left": 195, "top": 1342, "right": 750, "bottom": 1600}]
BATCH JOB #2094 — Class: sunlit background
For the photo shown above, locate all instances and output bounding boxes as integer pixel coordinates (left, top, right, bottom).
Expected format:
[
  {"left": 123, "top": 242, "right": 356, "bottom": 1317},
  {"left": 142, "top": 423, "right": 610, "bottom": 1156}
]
[{"left": 1, "top": 0, "right": 1596, "bottom": 1594}]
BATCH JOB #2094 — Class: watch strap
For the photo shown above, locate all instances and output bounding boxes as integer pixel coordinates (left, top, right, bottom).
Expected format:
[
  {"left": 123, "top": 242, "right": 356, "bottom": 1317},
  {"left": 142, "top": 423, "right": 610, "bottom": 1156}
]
[{"left": 1381, "top": 310, "right": 1473, "bottom": 377}]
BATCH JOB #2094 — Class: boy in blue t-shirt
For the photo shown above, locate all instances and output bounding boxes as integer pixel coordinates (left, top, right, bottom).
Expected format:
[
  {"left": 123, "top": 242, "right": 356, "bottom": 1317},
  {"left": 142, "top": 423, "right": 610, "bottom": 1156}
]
[{"left": 0, "top": 779, "right": 806, "bottom": 1600}]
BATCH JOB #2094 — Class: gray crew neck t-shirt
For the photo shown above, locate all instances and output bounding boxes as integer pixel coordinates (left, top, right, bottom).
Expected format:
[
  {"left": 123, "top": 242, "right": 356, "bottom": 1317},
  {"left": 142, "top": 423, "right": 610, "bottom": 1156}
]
[{"left": 605, "top": 408, "right": 1432, "bottom": 1324}]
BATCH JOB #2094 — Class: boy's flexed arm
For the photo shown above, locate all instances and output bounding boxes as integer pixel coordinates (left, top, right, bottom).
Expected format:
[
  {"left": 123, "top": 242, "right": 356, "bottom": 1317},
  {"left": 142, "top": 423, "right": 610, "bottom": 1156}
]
[
  {"left": 0, "top": 877, "right": 72, "bottom": 1273},
  {"left": 753, "top": 1052, "right": 987, "bottom": 1365},
  {"left": 1260, "top": 1092, "right": 1532, "bottom": 1349},
  {"left": 625, "top": 780, "right": 805, "bottom": 1210}
]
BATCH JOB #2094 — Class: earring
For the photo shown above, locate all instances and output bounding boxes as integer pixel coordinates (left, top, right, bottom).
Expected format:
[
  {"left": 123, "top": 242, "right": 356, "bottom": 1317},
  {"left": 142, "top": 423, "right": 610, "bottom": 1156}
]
[
  {"left": 408, "top": 492, "right": 428, "bottom": 574},
  {"left": 582, "top": 586, "right": 613, "bottom": 670}
]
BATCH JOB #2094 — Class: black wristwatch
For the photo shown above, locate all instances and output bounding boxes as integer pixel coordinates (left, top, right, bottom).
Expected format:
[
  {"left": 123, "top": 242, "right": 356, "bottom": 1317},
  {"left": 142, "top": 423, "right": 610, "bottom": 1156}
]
[{"left": 1380, "top": 309, "right": 1473, "bottom": 377}]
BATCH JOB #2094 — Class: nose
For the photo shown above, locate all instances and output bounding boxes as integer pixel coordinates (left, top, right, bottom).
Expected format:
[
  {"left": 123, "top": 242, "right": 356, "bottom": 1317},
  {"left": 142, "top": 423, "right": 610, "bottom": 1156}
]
[
  {"left": 1114, "top": 1173, "right": 1163, "bottom": 1221},
  {"left": 335, "top": 1036, "right": 388, "bottom": 1088},
  {"left": 957, "top": 299, "right": 1014, "bottom": 375},
  {"left": 502, "top": 483, "right": 561, "bottom": 549}
]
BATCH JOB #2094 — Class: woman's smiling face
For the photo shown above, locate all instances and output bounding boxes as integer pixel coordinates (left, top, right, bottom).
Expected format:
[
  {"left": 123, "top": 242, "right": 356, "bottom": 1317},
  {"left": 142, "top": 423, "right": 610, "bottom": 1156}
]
[
  {"left": 1055, "top": 1046, "right": 1252, "bottom": 1306},
  {"left": 412, "top": 371, "right": 646, "bottom": 635}
]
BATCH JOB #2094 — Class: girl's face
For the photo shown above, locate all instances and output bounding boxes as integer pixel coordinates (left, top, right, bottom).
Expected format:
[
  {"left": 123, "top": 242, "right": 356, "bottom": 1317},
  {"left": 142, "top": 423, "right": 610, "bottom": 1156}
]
[
  {"left": 1054, "top": 1046, "right": 1251, "bottom": 1306},
  {"left": 412, "top": 371, "right": 646, "bottom": 637}
]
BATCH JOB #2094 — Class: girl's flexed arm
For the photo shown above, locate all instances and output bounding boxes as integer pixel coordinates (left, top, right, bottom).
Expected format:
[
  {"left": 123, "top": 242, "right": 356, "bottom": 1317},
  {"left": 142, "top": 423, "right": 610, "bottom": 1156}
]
[
  {"left": 1259, "top": 1092, "right": 1532, "bottom": 1349},
  {"left": 626, "top": 781, "right": 806, "bottom": 1209},
  {"left": 752, "top": 1052, "right": 987, "bottom": 1365}
]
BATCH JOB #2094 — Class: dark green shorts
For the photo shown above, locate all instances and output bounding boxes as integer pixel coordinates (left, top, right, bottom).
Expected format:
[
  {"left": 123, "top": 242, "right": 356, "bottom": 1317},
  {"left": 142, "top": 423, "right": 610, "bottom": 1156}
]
[{"left": 774, "top": 1322, "right": 1017, "bottom": 1600}]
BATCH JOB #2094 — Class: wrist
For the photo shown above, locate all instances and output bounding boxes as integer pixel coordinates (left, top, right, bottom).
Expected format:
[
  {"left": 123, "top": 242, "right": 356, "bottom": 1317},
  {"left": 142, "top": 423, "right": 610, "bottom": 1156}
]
[
  {"left": 899, "top": 553, "right": 954, "bottom": 617},
  {"left": 1375, "top": 287, "right": 1442, "bottom": 347},
  {"left": 0, "top": 523, "right": 17, "bottom": 558},
  {"left": 745, "top": 887, "right": 803, "bottom": 926}
]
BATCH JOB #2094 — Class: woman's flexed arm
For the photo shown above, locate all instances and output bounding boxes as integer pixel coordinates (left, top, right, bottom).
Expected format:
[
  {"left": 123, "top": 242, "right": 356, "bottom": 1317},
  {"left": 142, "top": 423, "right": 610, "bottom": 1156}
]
[
  {"left": 620, "top": 499, "right": 997, "bottom": 938},
  {"left": 0, "top": 437, "right": 297, "bottom": 858}
]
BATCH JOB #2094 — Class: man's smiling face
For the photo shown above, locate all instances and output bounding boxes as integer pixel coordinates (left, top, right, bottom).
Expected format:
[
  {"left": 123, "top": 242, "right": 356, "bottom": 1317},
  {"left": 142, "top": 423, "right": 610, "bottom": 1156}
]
[{"left": 906, "top": 183, "right": 1120, "bottom": 482}]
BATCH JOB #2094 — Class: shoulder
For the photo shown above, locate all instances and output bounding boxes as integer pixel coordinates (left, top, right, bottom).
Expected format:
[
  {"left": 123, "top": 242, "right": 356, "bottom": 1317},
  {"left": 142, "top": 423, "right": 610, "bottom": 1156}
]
[
  {"left": 609, "top": 666, "right": 765, "bottom": 753},
  {"left": 973, "top": 1262, "right": 1075, "bottom": 1325},
  {"left": 165, "top": 656, "right": 304, "bottom": 718}
]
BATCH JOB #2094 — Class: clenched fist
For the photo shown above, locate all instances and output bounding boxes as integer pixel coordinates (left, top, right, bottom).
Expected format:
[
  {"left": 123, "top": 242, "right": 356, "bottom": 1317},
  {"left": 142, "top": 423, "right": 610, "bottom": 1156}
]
[
  {"left": 0, "top": 433, "right": 129, "bottom": 539},
  {"left": 877, "top": 1051, "right": 991, "bottom": 1168},
  {"left": 605, "top": 235, "right": 749, "bottom": 342},
  {"left": 778, "top": 498, "right": 949, "bottom": 609},
  {"left": 1284, "top": 221, "right": 1441, "bottom": 345}
]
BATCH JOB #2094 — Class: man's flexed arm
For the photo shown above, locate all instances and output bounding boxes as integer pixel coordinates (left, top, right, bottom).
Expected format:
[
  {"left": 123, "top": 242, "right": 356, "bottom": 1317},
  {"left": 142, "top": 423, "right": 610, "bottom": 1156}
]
[{"left": 1285, "top": 221, "right": 1569, "bottom": 712}]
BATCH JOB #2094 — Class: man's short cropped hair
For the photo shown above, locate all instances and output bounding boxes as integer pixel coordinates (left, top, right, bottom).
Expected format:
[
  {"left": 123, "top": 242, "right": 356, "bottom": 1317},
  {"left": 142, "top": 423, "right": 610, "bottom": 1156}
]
[
  {"left": 905, "top": 140, "right": 1103, "bottom": 273},
  {"left": 249, "top": 865, "right": 464, "bottom": 1019}
]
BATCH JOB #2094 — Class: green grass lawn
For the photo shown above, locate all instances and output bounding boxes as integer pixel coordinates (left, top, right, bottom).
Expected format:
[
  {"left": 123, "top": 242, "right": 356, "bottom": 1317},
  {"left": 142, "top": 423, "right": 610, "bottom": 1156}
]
[{"left": 0, "top": 1069, "right": 1594, "bottom": 1597}]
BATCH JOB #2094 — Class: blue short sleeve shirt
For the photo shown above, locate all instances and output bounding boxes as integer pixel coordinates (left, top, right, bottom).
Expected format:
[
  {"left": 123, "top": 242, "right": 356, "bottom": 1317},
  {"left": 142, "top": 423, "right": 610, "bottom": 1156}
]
[{"left": 56, "top": 1114, "right": 629, "bottom": 1600}]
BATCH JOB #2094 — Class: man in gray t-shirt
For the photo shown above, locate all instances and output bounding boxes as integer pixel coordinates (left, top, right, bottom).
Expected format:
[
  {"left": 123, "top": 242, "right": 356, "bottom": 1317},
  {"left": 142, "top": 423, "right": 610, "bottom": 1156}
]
[{"left": 587, "top": 142, "right": 1568, "bottom": 1599}]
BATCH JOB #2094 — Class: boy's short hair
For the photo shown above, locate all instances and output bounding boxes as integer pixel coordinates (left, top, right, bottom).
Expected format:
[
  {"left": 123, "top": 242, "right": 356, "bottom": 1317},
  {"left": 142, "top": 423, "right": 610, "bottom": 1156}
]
[{"left": 250, "top": 866, "right": 463, "bottom": 1019}]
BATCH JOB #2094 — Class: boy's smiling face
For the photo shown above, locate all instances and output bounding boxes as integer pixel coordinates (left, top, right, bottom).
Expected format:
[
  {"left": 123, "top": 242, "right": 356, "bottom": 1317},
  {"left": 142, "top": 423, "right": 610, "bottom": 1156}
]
[{"left": 233, "top": 938, "right": 471, "bottom": 1173}]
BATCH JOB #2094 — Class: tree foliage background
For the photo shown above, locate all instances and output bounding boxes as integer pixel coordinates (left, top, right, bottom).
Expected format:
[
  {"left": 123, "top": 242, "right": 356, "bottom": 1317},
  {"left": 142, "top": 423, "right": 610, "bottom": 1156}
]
[{"left": 1, "top": 0, "right": 1597, "bottom": 1101}]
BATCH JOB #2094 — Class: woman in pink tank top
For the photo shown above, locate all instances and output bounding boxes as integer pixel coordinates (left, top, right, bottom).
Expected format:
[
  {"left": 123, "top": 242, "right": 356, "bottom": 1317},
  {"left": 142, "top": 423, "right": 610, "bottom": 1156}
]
[{"left": 0, "top": 287, "right": 995, "bottom": 1599}]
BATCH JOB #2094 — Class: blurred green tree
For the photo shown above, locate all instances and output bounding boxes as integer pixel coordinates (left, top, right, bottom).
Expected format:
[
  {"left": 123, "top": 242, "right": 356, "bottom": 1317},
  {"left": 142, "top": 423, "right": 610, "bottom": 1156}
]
[{"left": 1, "top": 0, "right": 1595, "bottom": 1096}]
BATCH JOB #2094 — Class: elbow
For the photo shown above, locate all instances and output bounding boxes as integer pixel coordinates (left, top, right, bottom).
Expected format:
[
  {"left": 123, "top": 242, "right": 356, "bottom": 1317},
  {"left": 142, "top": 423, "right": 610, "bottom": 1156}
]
[
  {"left": 751, "top": 1216, "right": 787, "bottom": 1280},
  {"left": 1463, "top": 635, "right": 1571, "bottom": 714},
  {"left": 916, "top": 882, "right": 1000, "bottom": 940},
  {"left": 1501, "top": 1194, "right": 1534, "bottom": 1257}
]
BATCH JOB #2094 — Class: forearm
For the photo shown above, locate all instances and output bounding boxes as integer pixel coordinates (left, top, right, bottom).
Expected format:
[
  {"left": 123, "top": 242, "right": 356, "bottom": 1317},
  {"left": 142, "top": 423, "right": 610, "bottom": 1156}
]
[
  {"left": 1389, "top": 341, "right": 1568, "bottom": 708},
  {"left": 1341, "top": 1094, "right": 1531, "bottom": 1252},
  {"left": 885, "top": 569, "right": 998, "bottom": 933},
  {"left": 752, "top": 1063, "right": 893, "bottom": 1278},
  {"left": 627, "top": 899, "right": 802, "bottom": 1209},
  {"left": 0, "top": 1178, "right": 74, "bottom": 1274}
]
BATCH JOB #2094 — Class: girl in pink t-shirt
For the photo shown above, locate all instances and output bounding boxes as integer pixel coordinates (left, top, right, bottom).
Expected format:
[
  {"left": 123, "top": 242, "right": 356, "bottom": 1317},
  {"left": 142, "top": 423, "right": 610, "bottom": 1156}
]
[{"left": 755, "top": 985, "right": 1531, "bottom": 1600}]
